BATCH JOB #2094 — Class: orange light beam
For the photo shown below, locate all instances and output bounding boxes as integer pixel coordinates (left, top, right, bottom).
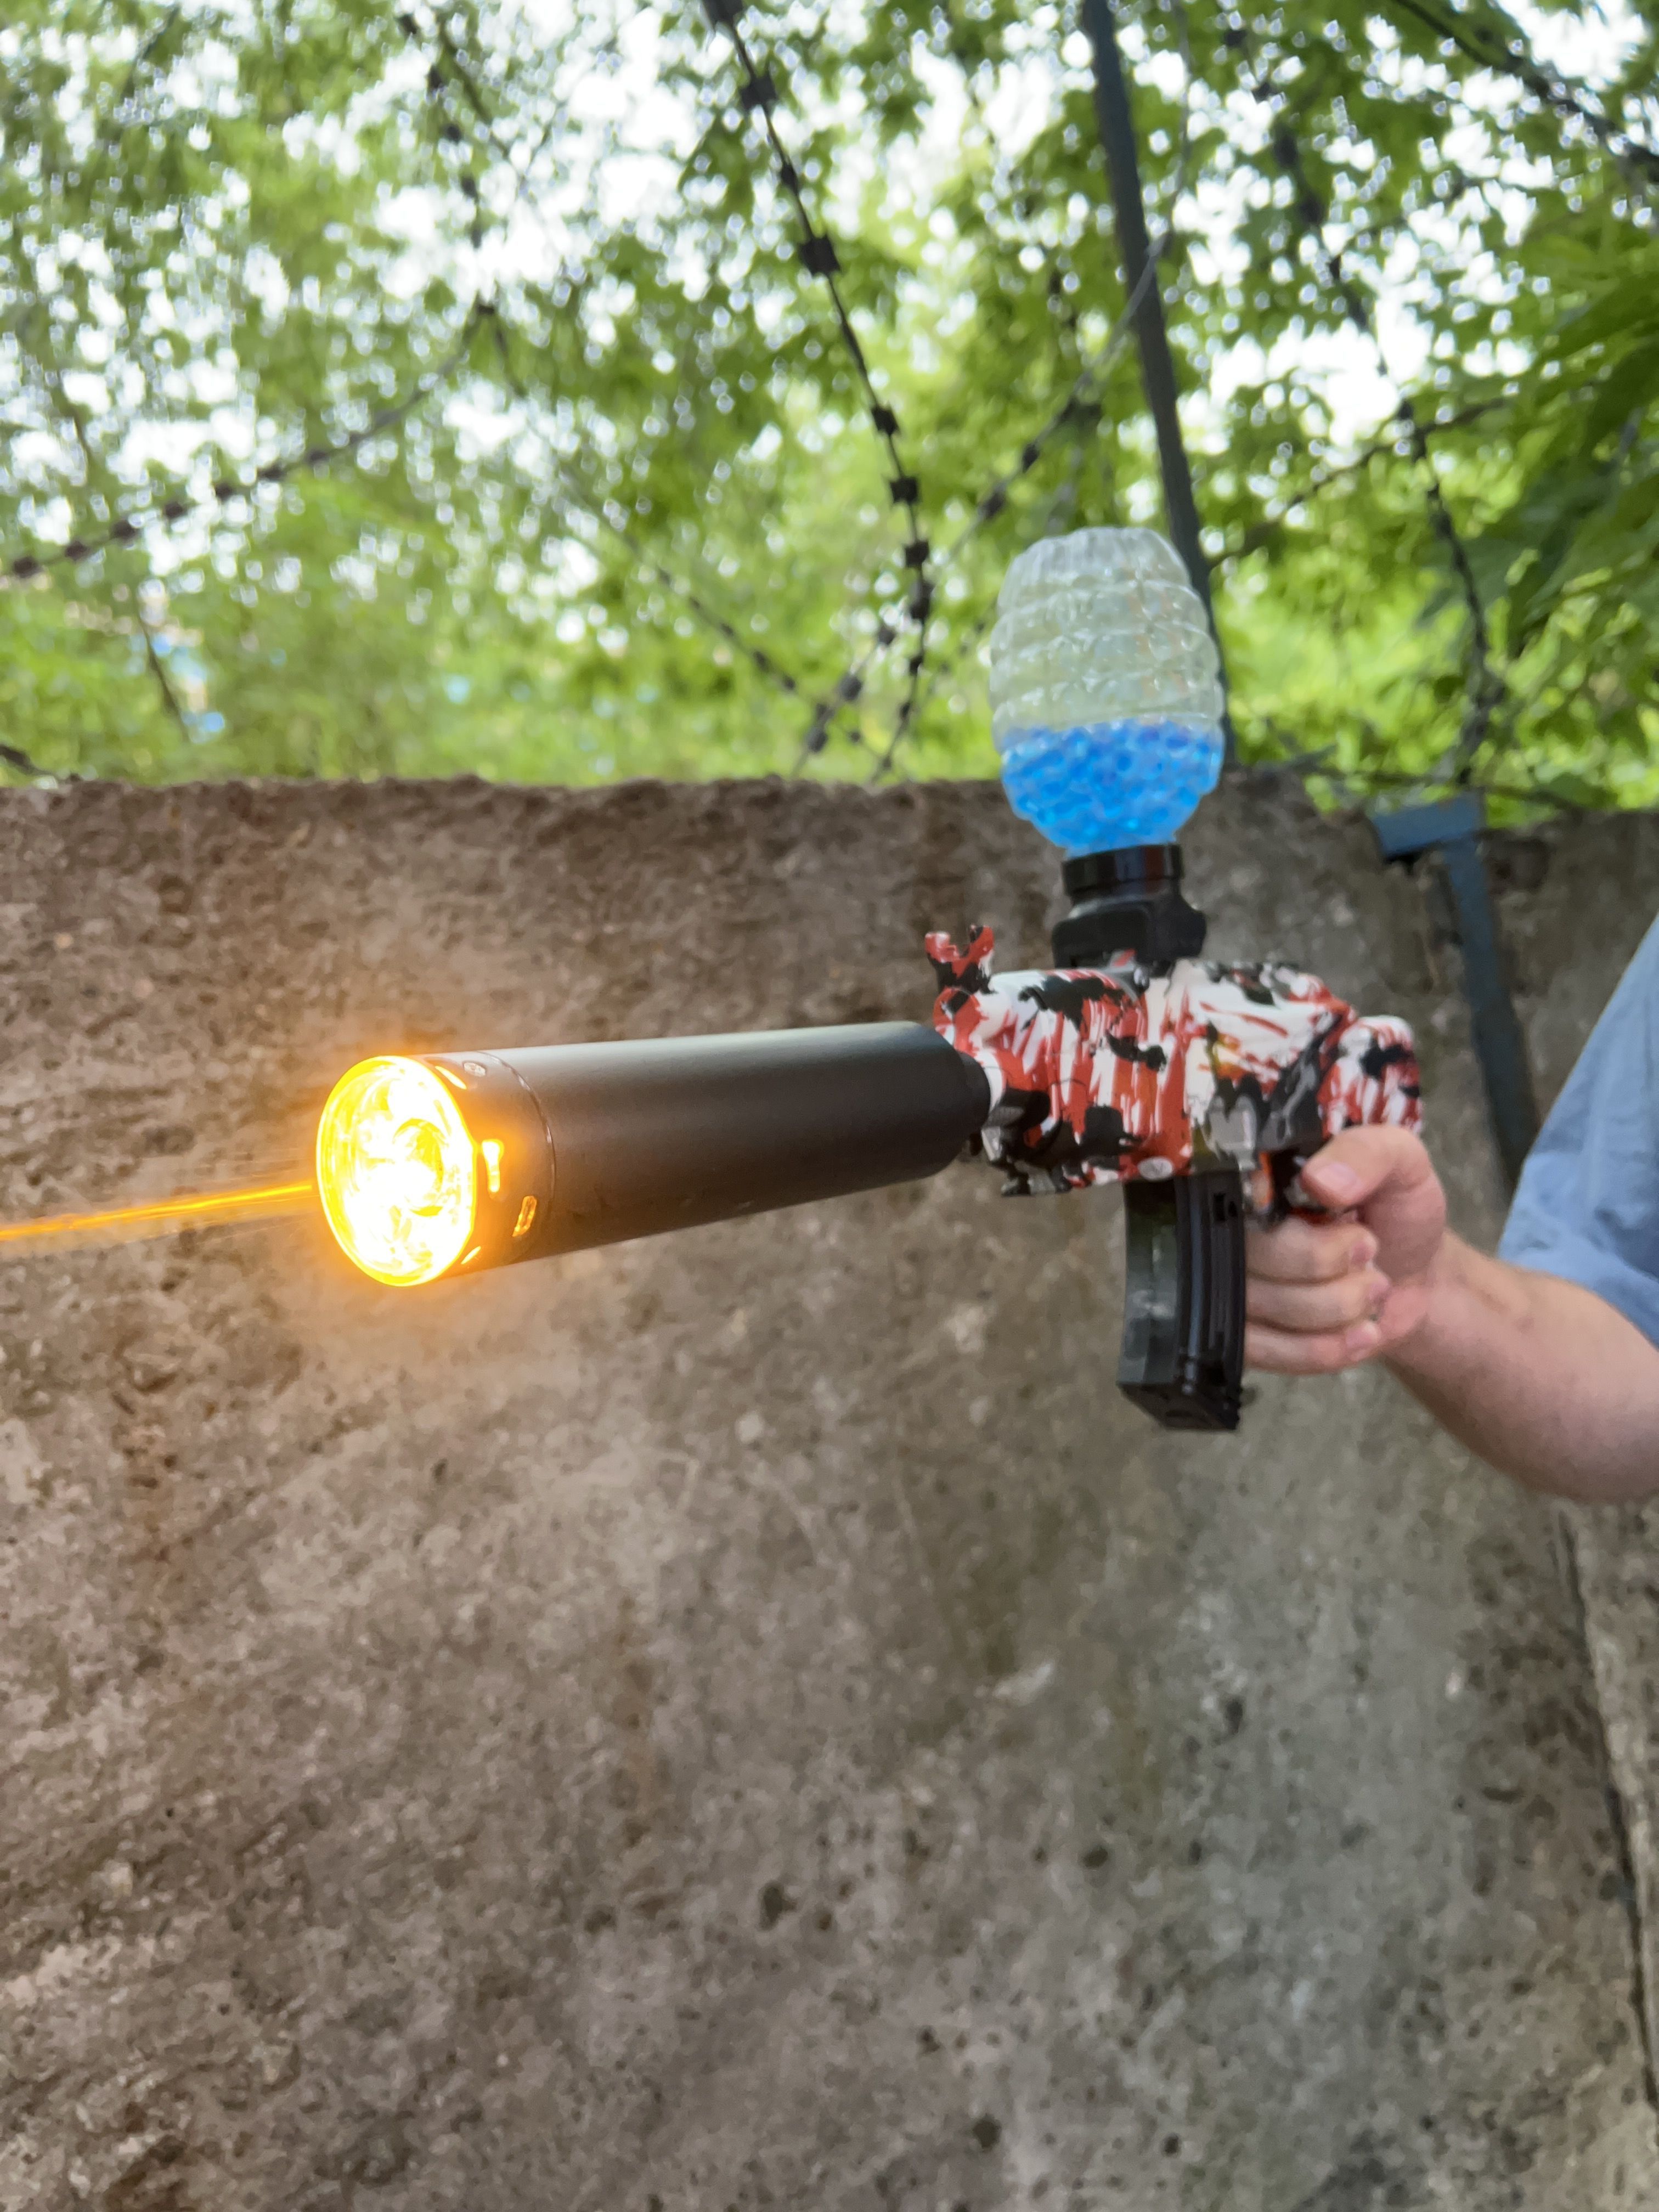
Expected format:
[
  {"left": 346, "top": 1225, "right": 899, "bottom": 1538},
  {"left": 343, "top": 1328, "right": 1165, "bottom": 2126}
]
[{"left": 0, "top": 1181, "right": 315, "bottom": 1254}]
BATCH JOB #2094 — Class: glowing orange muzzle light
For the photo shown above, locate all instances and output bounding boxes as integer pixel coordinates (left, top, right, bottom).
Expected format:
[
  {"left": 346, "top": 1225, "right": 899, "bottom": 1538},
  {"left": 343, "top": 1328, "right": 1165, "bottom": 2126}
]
[{"left": 315, "top": 1056, "right": 477, "bottom": 1286}]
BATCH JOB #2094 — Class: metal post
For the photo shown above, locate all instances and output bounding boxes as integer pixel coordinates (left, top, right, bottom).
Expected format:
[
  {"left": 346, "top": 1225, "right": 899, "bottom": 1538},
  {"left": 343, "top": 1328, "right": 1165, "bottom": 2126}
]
[
  {"left": 1080, "top": 0, "right": 1229, "bottom": 753},
  {"left": 1371, "top": 795, "right": 1541, "bottom": 1189}
]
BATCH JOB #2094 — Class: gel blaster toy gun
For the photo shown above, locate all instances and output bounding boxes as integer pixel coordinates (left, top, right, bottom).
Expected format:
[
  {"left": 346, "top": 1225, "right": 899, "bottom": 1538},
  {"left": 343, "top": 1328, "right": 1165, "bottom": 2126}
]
[{"left": 314, "top": 839, "right": 1420, "bottom": 1433}]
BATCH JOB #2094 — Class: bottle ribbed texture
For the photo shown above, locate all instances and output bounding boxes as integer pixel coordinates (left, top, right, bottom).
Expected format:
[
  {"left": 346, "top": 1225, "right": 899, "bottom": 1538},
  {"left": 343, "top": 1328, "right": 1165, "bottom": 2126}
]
[{"left": 989, "top": 527, "right": 1225, "bottom": 854}]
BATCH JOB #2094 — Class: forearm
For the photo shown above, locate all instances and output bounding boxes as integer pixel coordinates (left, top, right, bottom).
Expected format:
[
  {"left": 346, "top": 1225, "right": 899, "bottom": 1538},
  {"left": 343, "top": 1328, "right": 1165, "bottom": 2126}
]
[{"left": 1386, "top": 1235, "right": 1659, "bottom": 1502}]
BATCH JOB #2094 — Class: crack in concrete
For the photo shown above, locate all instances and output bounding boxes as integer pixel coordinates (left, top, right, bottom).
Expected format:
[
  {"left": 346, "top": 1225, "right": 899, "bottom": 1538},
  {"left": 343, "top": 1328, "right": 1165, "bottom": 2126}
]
[{"left": 1558, "top": 1509, "right": 1659, "bottom": 2127}]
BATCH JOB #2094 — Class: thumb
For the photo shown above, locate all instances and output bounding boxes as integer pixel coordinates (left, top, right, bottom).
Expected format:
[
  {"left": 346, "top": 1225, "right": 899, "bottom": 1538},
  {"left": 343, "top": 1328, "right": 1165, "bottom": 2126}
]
[{"left": 1299, "top": 1124, "right": 1438, "bottom": 1217}]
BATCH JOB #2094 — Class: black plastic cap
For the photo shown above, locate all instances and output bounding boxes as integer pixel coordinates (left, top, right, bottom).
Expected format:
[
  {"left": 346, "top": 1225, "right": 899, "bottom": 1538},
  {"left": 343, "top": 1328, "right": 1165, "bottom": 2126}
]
[
  {"left": 1051, "top": 842, "right": 1206, "bottom": 969},
  {"left": 1060, "top": 843, "right": 1183, "bottom": 898}
]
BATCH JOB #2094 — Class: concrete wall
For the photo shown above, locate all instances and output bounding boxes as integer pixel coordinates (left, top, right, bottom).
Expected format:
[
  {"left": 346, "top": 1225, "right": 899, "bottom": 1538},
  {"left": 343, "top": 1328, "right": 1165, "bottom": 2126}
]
[{"left": 1, "top": 775, "right": 1656, "bottom": 2211}]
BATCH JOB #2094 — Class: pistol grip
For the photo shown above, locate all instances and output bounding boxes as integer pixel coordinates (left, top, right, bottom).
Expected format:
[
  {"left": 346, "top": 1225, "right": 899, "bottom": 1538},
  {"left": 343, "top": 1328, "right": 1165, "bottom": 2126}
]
[{"left": 1117, "top": 1167, "right": 1245, "bottom": 1431}]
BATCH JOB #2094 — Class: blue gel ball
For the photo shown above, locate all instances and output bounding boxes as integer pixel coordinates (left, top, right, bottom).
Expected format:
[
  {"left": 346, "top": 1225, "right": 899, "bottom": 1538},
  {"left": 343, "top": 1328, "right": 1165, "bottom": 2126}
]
[{"left": 998, "top": 718, "right": 1224, "bottom": 855}]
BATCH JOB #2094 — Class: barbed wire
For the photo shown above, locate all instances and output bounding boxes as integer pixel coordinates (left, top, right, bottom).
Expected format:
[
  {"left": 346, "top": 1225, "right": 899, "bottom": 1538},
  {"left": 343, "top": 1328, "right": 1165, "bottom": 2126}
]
[
  {"left": 1236, "top": 31, "right": 1509, "bottom": 787},
  {"left": 793, "top": 242, "right": 1166, "bottom": 777},
  {"left": 851, "top": 423, "right": 1094, "bottom": 781},
  {"left": 865, "top": 0, "right": 1201, "bottom": 777},
  {"left": 4, "top": 1, "right": 1625, "bottom": 815},
  {"left": 0, "top": 0, "right": 1257, "bottom": 782},
  {"left": 1, "top": 301, "right": 493, "bottom": 585},
  {"left": 857, "top": 2, "right": 1200, "bottom": 780},
  {"left": 0, "top": 11, "right": 782, "bottom": 735},
  {"left": 906, "top": 234, "right": 1168, "bottom": 590},
  {"left": 1384, "top": 0, "right": 1659, "bottom": 205},
  {"left": 0, "top": 4, "right": 562, "bottom": 592},
  {"left": 1239, "top": 737, "right": 1590, "bottom": 817},
  {"left": 400, "top": 4, "right": 827, "bottom": 708},
  {"left": 1211, "top": 396, "right": 1511, "bottom": 568},
  {"left": 414, "top": 0, "right": 1178, "bottom": 769},
  {"left": 697, "top": 0, "right": 939, "bottom": 752},
  {"left": 0, "top": 740, "right": 48, "bottom": 781},
  {"left": 482, "top": 318, "right": 816, "bottom": 703},
  {"left": 791, "top": 293, "right": 1155, "bottom": 766},
  {"left": 412, "top": 16, "right": 889, "bottom": 730},
  {"left": 860, "top": 244, "right": 1176, "bottom": 782}
]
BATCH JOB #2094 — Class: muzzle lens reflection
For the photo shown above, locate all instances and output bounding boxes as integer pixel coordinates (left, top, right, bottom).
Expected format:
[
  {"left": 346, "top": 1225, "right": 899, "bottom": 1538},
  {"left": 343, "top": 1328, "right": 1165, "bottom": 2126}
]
[{"left": 316, "top": 1056, "right": 476, "bottom": 1285}]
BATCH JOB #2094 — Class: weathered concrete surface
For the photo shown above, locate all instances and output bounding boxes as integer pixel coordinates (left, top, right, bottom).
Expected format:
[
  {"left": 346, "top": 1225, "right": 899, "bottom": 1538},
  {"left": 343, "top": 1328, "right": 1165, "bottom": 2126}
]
[
  {"left": 0, "top": 775, "right": 1653, "bottom": 2211},
  {"left": 1491, "top": 812, "right": 1659, "bottom": 2131}
]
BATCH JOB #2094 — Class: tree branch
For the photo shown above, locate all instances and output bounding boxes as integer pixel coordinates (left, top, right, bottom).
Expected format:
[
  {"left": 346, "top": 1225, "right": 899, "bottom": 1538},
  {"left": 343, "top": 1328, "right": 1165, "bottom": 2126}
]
[
  {"left": 1237, "top": 35, "right": 1513, "bottom": 781},
  {"left": 134, "top": 601, "right": 193, "bottom": 742}
]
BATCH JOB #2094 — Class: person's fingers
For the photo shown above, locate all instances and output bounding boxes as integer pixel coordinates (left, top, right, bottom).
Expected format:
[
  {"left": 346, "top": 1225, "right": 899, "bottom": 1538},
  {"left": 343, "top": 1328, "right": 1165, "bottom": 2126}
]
[
  {"left": 1297, "top": 1126, "right": 1448, "bottom": 1289},
  {"left": 1245, "top": 1318, "right": 1383, "bottom": 1374},
  {"left": 1297, "top": 1123, "right": 1436, "bottom": 1213},
  {"left": 1247, "top": 1268, "right": 1390, "bottom": 1333},
  {"left": 1371, "top": 1277, "right": 1434, "bottom": 1351},
  {"left": 1246, "top": 1214, "right": 1377, "bottom": 1284}
]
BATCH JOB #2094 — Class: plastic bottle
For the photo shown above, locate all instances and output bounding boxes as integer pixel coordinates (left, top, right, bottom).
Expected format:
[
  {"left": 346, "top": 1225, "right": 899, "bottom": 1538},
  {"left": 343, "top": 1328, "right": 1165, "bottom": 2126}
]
[{"left": 988, "top": 526, "right": 1225, "bottom": 855}]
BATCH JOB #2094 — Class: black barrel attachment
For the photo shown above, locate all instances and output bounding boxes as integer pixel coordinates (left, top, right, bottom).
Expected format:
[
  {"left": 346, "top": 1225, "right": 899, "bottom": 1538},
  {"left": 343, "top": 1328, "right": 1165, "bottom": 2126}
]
[{"left": 430, "top": 1022, "right": 992, "bottom": 1271}]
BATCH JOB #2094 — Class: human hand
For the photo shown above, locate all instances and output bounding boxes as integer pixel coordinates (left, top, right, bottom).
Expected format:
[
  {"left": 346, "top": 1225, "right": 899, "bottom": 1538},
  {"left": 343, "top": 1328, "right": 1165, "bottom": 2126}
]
[{"left": 1245, "top": 1125, "right": 1449, "bottom": 1374}]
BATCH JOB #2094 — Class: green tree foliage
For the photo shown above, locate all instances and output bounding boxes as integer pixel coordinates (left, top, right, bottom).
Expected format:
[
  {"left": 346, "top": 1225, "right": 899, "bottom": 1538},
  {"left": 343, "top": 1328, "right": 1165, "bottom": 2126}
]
[{"left": 2, "top": 0, "right": 1656, "bottom": 812}]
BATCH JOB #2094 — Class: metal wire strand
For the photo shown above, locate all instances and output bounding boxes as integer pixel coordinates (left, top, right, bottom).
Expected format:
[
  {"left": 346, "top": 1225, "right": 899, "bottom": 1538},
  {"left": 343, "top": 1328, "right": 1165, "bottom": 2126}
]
[
  {"left": 864, "top": 0, "right": 1200, "bottom": 783},
  {"left": 2, "top": 303, "right": 494, "bottom": 583},
  {"left": 1236, "top": 31, "right": 1510, "bottom": 786},
  {"left": 698, "top": 0, "right": 938, "bottom": 749},
  {"left": 483, "top": 317, "right": 808, "bottom": 702}
]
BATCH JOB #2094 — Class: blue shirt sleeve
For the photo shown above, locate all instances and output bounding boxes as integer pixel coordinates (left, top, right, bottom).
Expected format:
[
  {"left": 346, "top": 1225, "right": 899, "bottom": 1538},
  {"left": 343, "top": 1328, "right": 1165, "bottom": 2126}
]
[{"left": 1499, "top": 914, "right": 1659, "bottom": 1346}]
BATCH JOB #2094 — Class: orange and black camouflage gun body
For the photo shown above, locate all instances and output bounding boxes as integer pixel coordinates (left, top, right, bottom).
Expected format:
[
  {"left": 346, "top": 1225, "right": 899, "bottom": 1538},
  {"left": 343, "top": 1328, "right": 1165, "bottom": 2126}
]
[{"left": 926, "top": 922, "right": 1420, "bottom": 1429}]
